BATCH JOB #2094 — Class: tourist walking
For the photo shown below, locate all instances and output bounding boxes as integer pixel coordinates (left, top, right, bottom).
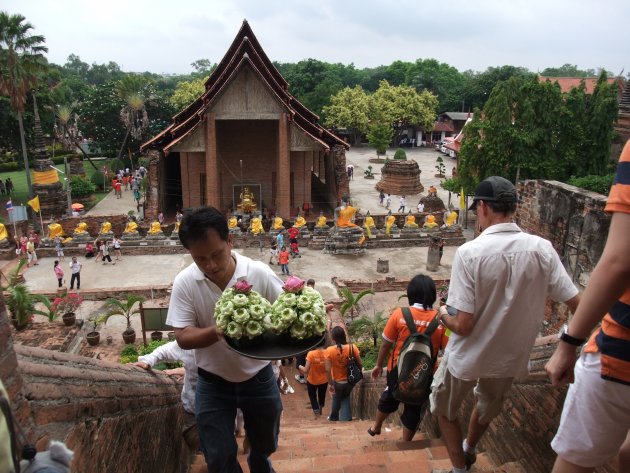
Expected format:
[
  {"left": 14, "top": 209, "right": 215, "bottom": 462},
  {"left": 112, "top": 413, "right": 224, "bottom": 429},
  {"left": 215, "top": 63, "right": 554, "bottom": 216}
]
[
  {"left": 93, "top": 239, "right": 102, "bottom": 262},
  {"left": 112, "top": 236, "right": 122, "bottom": 261},
  {"left": 269, "top": 237, "right": 278, "bottom": 265},
  {"left": 0, "top": 180, "right": 5, "bottom": 195},
  {"left": 379, "top": 190, "right": 385, "bottom": 207},
  {"left": 84, "top": 242, "right": 95, "bottom": 258},
  {"left": 53, "top": 260, "right": 64, "bottom": 288},
  {"left": 276, "top": 230, "right": 284, "bottom": 251},
  {"left": 397, "top": 195, "right": 406, "bottom": 213},
  {"left": 26, "top": 238, "right": 38, "bottom": 267},
  {"left": 368, "top": 275, "right": 449, "bottom": 441},
  {"left": 430, "top": 176, "right": 580, "bottom": 473},
  {"left": 166, "top": 206, "right": 284, "bottom": 473},
  {"left": 54, "top": 236, "right": 65, "bottom": 262},
  {"left": 69, "top": 256, "right": 81, "bottom": 290},
  {"left": 298, "top": 341, "right": 328, "bottom": 417},
  {"left": 278, "top": 246, "right": 290, "bottom": 275},
  {"left": 325, "top": 326, "right": 362, "bottom": 421},
  {"left": 386, "top": 194, "right": 391, "bottom": 209},
  {"left": 5, "top": 178, "right": 13, "bottom": 195},
  {"left": 101, "top": 240, "right": 113, "bottom": 265}
]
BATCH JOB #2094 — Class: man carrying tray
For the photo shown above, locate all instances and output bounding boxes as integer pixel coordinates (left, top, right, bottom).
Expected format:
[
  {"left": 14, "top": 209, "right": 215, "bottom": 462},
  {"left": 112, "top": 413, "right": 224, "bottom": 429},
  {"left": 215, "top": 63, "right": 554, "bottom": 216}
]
[{"left": 167, "top": 206, "right": 284, "bottom": 473}]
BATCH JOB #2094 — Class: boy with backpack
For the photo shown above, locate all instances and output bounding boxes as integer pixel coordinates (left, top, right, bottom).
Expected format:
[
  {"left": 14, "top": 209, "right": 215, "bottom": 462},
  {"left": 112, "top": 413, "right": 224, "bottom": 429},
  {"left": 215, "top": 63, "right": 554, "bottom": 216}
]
[{"left": 368, "top": 274, "right": 449, "bottom": 441}]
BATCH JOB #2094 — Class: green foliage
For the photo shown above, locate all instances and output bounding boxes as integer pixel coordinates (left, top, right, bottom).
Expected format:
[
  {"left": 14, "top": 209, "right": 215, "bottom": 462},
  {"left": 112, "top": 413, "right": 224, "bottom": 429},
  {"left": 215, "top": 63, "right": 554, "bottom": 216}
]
[
  {"left": 540, "top": 64, "right": 597, "bottom": 77},
  {"left": 436, "top": 156, "right": 445, "bottom": 176},
  {"left": 568, "top": 174, "right": 615, "bottom": 195},
  {"left": 139, "top": 339, "right": 168, "bottom": 355},
  {"left": 393, "top": 148, "right": 407, "bottom": 160},
  {"left": 348, "top": 311, "right": 388, "bottom": 347},
  {"left": 119, "top": 344, "right": 139, "bottom": 364},
  {"left": 109, "top": 158, "right": 125, "bottom": 173},
  {"left": 99, "top": 295, "right": 146, "bottom": 333},
  {"left": 323, "top": 85, "right": 370, "bottom": 145},
  {"left": 0, "top": 162, "right": 18, "bottom": 172},
  {"left": 355, "top": 341, "right": 380, "bottom": 371},
  {"left": 90, "top": 171, "right": 106, "bottom": 190},
  {"left": 339, "top": 287, "right": 374, "bottom": 321},
  {"left": 364, "top": 165, "right": 374, "bottom": 178},
  {"left": 170, "top": 76, "right": 206, "bottom": 110},
  {"left": 366, "top": 122, "right": 393, "bottom": 155},
  {"left": 69, "top": 175, "right": 95, "bottom": 198}
]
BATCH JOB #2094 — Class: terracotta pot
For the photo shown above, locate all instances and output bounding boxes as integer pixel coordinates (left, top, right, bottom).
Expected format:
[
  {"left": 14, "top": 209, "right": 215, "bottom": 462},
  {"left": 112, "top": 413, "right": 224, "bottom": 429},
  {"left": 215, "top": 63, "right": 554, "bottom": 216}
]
[
  {"left": 151, "top": 331, "right": 163, "bottom": 341},
  {"left": 122, "top": 330, "right": 136, "bottom": 345},
  {"left": 86, "top": 331, "right": 100, "bottom": 346},
  {"left": 106, "top": 335, "right": 113, "bottom": 345},
  {"left": 167, "top": 332, "right": 176, "bottom": 341},
  {"left": 62, "top": 312, "right": 76, "bottom": 327}
]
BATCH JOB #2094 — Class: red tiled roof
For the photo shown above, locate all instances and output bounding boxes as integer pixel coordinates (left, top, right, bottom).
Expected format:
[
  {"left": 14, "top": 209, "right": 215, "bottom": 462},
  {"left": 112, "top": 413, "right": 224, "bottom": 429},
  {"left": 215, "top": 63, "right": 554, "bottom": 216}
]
[
  {"left": 142, "top": 21, "right": 347, "bottom": 154},
  {"left": 538, "top": 76, "right": 618, "bottom": 94},
  {"left": 432, "top": 122, "right": 454, "bottom": 132}
]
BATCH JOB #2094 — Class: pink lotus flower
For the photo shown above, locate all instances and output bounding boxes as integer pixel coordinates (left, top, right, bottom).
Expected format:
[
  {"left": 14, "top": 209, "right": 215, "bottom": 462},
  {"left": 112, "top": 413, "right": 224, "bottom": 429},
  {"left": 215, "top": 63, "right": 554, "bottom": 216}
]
[
  {"left": 283, "top": 276, "right": 305, "bottom": 293},
  {"left": 234, "top": 280, "right": 253, "bottom": 294}
]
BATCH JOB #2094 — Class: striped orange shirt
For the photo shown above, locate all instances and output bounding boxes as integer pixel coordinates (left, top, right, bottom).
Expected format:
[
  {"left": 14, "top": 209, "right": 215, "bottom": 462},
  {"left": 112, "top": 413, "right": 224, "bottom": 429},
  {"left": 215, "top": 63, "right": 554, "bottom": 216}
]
[{"left": 583, "top": 140, "right": 630, "bottom": 385}]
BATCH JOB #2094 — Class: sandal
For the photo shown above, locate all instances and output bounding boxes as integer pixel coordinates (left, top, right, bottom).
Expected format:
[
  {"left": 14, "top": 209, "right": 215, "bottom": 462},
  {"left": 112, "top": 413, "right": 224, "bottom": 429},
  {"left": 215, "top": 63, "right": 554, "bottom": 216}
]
[{"left": 367, "top": 427, "right": 380, "bottom": 437}]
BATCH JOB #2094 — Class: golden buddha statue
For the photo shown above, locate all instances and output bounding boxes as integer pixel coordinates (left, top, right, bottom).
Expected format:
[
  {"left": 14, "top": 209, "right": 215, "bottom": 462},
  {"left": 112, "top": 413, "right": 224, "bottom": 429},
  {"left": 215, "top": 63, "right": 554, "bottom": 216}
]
[
  {"left": 316, "top": 213, "right": 327, "bottom": 228},
  {"left": 174, "top": 221, "right": 181, "bottom": 234},
  {"left": 423, "top": 214, "right": 439, "bottom": 229},
  {"left": 444, "top": 210, "right": 458, "bottom": 227},
  {"left": 228, "top": 216, "right": 238, "bottom": 229},
  {"left": 148, "top": 221, "right": 163, "bottom": 235},
  {"left": 293, "top": 215, "right": 306, "bottom": 228},
  {"left": 385, "top": 211, "right": 397, "bottom": 236},
  {"left": 250, "top": 216, "right": 264, "bottom": 235},
  {"left": 123, "top": 221, "right": 138, "bottom": 234},
  {"left": 0, "top": 223, "right": 8, "bottom": 241},
  {"left": 404, "top": 212, "right": 419, "bottom": 228},
  {"left": 336, "top": 203, "right": 358, "bottom": 228},
  {"left": 100, "top": 221, "right": 112, "bottom": 234},
  {"left": 47, "top": 223, "right": 63, "bottom": 239},
  {"left": 237, "top": 186, "right": 257, "bottom": 214},
  {"left": 73, "top": 222, "right": 88, "bottom": 234},
  {"left": 363, "top": 212, "right": 376, "bottom": 238},
  {"left": 273, "top": 217, "right": 285, "bottom": 230}
]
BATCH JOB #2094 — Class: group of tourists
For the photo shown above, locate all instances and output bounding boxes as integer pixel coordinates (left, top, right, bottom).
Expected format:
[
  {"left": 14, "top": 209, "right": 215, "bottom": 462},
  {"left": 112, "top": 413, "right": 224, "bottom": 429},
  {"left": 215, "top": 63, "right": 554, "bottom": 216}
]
[
  {"left": 0, "top": 177, "right": 13, "bottom": 195},
  {"left": 111, "top": 166, "right": 145, "bottom": 202}
]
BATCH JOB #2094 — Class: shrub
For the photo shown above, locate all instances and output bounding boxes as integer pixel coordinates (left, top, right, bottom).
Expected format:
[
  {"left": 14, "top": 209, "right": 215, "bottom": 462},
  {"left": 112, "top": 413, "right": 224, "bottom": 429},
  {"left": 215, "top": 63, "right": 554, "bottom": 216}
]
[
  {"left": 0, "top": 162, "right": 19, "bottom": 172},
  {"left": 139, "top": 339, "right": 167, "bottom": 356},
  {"left": 568, "top": 174, "right": 615, "bottom": 196},
  {"left": 109, "top": 158, "right": 125, "bottom": 173},
  {"left": 355, "top": 341, "right": 380, "bottom": 370},
  {"left": 70, "top": 175, "right": 96, "bottom": 198},
  {"left": 120, "top": 344, "right": 139, "bottom": 364},
  {"left": 393, "top": 148, "right": 407, "bottom": 160},
  {"left": 90, "top": 171, "right": 107, "bottom": 191}
]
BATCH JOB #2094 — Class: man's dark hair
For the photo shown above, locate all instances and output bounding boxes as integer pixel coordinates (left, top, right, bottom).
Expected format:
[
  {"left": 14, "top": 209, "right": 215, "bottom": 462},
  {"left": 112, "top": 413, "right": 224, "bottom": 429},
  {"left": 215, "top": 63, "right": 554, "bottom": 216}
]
[
  {"left": 485, "top": 200, "right": 517, "bottom": 216},
  {"left": 306, "top": 279, "right": 315, "bottom": 287},
  {"left": 178, "top": 207, "right": 229, "bottom": 249},
  {"left": 407, "top": 274, "right": 437, "bottom": 309}
]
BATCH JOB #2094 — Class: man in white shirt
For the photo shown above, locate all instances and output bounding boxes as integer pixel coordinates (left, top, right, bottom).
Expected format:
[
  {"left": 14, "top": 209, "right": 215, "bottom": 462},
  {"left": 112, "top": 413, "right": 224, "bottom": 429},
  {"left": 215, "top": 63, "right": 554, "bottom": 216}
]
[
  {"left": 69, "top": 257, "right": 82, "bottom": 290},
  {"left": 430, "top": 176, "right": 580, "bottom": 473},
  {"left": 166, "top": 207, "right": 284, "bottom": 473},
  {"left": 397, "top": 195, "right": 406, "bottom": 213}
]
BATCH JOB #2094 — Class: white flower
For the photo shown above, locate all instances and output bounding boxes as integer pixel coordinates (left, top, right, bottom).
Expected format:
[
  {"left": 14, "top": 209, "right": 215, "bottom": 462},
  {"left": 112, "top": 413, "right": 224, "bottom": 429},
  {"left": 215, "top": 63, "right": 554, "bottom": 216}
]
[
  {"left": 245, "top": 320, "right": 264, "bottom": 338},
  {"left": 290, "top": 321, "right": 307, "bottom": 339},
  {"left": 232, "top": 294, "right": 249, "bottom": 308},
  {"left": 226, "top": 321, "right": 243, "bottom": 339},
  {"left": 280, "top": 293, "right": 297, "bottom": 307},
  {"left": 249, "top": 304, "right": 266, "bottom": 320},
  {"left": 232, "top": 307, "right": 250, "bottom": 324},
  {"left": 297, "top": 295, "right": 313, "bottom": 309}
]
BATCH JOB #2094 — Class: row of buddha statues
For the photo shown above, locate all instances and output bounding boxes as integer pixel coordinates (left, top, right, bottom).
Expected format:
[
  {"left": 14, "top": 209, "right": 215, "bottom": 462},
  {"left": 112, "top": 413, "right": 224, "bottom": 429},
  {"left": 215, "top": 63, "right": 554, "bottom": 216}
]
[
  {"left": 228, "top": 213, "right": 309, "bottom": 236},
  {"left": 43, "top": 218, "right": 181, "bottom": 243}
]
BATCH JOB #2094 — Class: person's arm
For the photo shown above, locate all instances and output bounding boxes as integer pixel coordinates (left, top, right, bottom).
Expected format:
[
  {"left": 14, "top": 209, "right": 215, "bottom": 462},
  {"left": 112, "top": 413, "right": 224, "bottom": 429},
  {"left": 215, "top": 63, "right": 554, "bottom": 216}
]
[
  {"left": 299, "top": 359, "right": 312, "bottom": 377},
  {"left": 174, "top": 326, "right": 221, "bottom": 350},
  {"left": 437, "top": 307, "right": 475, "bottom": 336},
  {"left": 546, "top": 212, "right": 630, "bottom": 386},
  {"left": 371, "top": 338, "right": 393, "bottom": 379},
  {"left": 134, "top": 341, "right": 180, "bottom": 369},
  {"left": 325, "top": 356, "right": 335, "bottom": 394}
]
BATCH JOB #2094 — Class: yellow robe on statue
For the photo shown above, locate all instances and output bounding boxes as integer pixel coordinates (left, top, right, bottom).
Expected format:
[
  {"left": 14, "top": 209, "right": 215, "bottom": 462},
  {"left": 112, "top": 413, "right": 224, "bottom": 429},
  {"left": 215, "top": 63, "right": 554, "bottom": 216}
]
[
  {"left": 385, "top": 215, "right": 396, "bottom": 236},
  {"left": 228, "top": 217, "right": 238, "bottom": 229},
  {"left": 316, "top": 216, "right": 327, "bottom": 228},
  {"left": 445, "top": 210, "right": 458, "bottom": 226},
  {"left": 250, "top": 217, "right": 264, "bottom": 235},
  {"left": 423, "top": 215, "right": 438, "bottom": 229},
  {"left": 48, "top": 223, "right": 63, "bottom": 239},
  {"left": 124, "top": 221, "right": 138, "bottom": 234},
  {"left": 148, "top": 222, "right": 162, "bottom": 234},
  {"left": 100, "top": 222, "right": 112, "bottom": 234},
  {"left": 74, "top": 222, "right": 88, "bottom": 234},
  {"left": 337, "top": 205, "right": 358, "bottom": 228},
  {"left": 273, "top": 217, "right": 285, "bottom": 230},
  {"left": 404, "top": 215, "right": 418, "bottom": 228},
  {"left": 294, "top": 216, "right": 306, "bottom": 228},
  {"left": 0, "top": 224, "right": 8, "bottom": 241}
]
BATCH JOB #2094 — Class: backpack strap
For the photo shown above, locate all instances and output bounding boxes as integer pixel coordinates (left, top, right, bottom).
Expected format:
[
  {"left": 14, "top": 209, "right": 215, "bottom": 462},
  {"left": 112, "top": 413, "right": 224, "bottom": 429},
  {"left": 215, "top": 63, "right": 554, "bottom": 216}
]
[
  {"left": 424, "top": 313, "right": 441, "bottom": 337},
  {"left": 401, "top": 307, "right": 417, "bottom": 334}
]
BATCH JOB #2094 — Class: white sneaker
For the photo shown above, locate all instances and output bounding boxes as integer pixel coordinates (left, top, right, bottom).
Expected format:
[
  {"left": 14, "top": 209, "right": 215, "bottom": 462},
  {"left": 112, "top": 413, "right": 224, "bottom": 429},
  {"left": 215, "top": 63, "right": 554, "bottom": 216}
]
[{"left": 294, "top": 374, "right": 306, "bottom": 384}]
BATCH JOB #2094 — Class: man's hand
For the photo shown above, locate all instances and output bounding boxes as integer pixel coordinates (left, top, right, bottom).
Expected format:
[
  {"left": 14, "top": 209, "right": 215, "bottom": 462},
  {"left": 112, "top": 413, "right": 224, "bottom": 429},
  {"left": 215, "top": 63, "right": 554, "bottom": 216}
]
[
  {"left": 545, "top": 343, "right": 579, "bottom": 386},
  {"left": 371, "top": 365, "right": 382, "bottom": 380},
  {"left": 133, "top": 361, "right": 151, "bottom": 371}
]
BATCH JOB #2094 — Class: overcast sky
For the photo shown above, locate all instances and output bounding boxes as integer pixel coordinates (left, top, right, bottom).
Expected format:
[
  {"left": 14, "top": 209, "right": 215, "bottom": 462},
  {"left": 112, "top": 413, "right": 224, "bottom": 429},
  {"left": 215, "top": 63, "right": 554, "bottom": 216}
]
[{"left": 4, "top": 0, "right": 629, "bottom": 76}]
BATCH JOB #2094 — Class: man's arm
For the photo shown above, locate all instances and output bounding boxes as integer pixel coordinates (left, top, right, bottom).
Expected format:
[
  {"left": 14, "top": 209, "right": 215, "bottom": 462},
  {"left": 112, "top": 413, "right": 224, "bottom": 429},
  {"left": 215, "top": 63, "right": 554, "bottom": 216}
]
[
  {"left": 546, "top": 212, "right": 630, "bottom": 386},
  {"left": 174, "top": 325, "right": 221, "bottom": 350},
  {"left": 438, "top": 307, "right": 475, "bottom": 336},
  {"left": 371, "top": 339, "right": 393, "bottom": 379}
]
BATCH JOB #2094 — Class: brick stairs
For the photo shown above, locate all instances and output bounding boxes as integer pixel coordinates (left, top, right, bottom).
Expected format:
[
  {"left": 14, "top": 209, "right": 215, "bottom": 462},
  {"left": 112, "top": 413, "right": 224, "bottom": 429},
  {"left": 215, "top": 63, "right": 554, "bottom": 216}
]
[{"left": 189, "top": 365, "right": 526, "bottom": 473}]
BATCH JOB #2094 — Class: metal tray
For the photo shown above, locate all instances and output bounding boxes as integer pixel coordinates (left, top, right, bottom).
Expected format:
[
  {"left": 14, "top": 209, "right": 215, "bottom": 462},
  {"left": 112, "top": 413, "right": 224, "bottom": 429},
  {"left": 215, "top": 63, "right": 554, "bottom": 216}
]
[{"left": 225, "top": 332, "right": 326, "bottom": 360}]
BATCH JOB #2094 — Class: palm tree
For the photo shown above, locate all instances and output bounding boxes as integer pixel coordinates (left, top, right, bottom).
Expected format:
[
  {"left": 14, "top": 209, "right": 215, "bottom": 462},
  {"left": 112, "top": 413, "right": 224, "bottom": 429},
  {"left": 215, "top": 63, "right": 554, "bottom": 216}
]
[
  {"left": 116, "top": 75, "right": 153, "bottom": 164},
  {"left": 0, "top": 12, "right": 48, "bottom": 198},
  {"left": 99, "top": 295, "right": 146, "bottom": 340},
  {"left": 348, "top": 310, "right": 388, "bottom": 347},
  {"left": 339, "top": 287, "right": 374, "bottom": 321},
  {"left": 53, "top": 102, "right": 98, "bottom": 171}
]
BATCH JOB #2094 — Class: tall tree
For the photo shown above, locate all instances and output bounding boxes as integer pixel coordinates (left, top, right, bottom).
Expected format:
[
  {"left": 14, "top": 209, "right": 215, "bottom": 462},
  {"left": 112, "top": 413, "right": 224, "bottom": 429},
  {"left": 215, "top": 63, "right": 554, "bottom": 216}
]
[
  {"left": 0, "top": 11, "right": 48, "bottom": 198},
  {"left": 116, "top": 74, "right": 154, "bottom": 161},
  {"left": 322, "top": 85, "right": 370, "bottom": 145}
]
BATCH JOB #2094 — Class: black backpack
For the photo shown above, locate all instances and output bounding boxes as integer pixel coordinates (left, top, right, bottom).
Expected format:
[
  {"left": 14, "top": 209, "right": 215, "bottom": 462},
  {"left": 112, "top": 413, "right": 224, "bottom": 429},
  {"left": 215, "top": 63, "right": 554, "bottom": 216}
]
[{"left": 392, "top": 307, "right": 440, "bottom": 405}]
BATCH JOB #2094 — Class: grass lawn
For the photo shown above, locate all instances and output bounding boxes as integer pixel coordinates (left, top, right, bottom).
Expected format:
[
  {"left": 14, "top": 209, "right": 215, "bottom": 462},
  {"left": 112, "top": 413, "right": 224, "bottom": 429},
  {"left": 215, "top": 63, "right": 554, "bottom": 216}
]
[{"left": 0, "top": 158, "right": 114, "bottom": 218}]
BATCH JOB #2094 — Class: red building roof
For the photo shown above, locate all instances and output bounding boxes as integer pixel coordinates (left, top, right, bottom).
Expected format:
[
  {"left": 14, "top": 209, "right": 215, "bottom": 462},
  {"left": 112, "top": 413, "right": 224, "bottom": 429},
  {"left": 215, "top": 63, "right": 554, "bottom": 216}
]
[
  {"left": 538, "top": 76, "right": 622, "bottom": 94},
  {"left": 142, "top": 21, "right": 348, "bottom": 154}
]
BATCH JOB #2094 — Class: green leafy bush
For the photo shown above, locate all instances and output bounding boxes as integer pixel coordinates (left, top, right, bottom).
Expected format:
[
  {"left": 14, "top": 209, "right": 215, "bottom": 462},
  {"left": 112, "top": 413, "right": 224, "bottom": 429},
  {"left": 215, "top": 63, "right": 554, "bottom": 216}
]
[
  {"left": 70, "top": 175, "right": 95, "bottom": 198},
  {"left": 393, "top": 148, "right": 407, "bottom": 160},
  {"left": 568, "top": 174, "right": 615, "bottom": 196},
  {"left": 139, "top": 339, "right": 167, "bottom": 355},
  {"left": 0, "top": 162, "right": 19, "bottom": 172},
  {"left": 90, "top": 171, "right": 107, "bottom": 190},
  {"left": 109, "top": 158, "right": 125, "bottom": 173},
  {"left": 119, "top": 344, "right": 139, "bottom": 364},
  {"left": 355, "top": 341, "right": 380, "bottom": 371}
]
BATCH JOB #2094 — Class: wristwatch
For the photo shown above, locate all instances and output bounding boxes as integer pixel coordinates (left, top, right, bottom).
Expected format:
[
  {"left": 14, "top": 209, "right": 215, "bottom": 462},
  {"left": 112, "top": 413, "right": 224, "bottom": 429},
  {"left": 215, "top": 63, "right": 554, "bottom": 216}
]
[{"left": 558, "top": 324, "right": 585, "bottom": 347}]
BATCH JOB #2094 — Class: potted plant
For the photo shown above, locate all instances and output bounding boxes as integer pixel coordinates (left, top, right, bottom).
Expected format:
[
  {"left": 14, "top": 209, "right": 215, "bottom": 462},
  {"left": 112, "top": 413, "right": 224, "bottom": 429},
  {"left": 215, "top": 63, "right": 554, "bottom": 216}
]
[
  {"left": 52, "top": 291, "right": 83, "bottom": 327},
  {"left": 99, "top": 295, "right": 146, "bottom": 344},
  {"left": 151, "top": 330, "right": 163, "bottom": 341},
  {"left": 86, "top": 315, "right": 101, "bottom": 346},
  {"left": 5, "top": 284, "right": 48, "bottom": 331}
]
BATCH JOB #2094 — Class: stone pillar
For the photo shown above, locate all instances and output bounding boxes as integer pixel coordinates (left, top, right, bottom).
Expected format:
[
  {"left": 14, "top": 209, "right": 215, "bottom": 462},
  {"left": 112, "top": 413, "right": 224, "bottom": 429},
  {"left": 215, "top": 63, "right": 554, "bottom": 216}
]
[
  {"left": 205, "top": 113, "right": 220, "bottom": 208},
  {"left": 426, "top": 235, "right": 441, "bottom": 272},
  {"left": 144, "top": 150, "right": 160, "bottom": 221},
  {"left": 277, "top": 114, "right": 290, "bottom": 217}
]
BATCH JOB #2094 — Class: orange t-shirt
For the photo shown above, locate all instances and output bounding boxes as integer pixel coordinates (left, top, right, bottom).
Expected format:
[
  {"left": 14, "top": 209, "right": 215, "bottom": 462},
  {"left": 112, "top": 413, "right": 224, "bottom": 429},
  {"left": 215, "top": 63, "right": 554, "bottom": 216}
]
[
  {"left": 382, "top": 306, "right": 449, "bottom": 372},
  {"left": 305, "top": 348, "right": 327, "bottom": 385},
  {"left": 278, "top": 250, "right": 289, "bottom": 265},
  {"left": 325, "top": 344, "right": 361, "bottom": 382}
]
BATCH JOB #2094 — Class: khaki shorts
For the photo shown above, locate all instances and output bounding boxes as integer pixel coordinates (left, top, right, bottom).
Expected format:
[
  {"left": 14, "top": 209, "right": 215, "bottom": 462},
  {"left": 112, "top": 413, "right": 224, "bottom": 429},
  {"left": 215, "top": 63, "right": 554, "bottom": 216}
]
[{"left": 430, "top": 356, "right": 513, "bottom": 425}]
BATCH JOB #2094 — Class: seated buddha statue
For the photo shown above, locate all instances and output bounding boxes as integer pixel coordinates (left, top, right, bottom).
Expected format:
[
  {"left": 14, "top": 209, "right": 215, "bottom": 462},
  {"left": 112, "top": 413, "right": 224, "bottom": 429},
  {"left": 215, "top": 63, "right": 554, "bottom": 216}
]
[
  {"left": 404, "top": 212, "right": 419, "bottom": 228},
  {"left": 363, "top": 211, "right": 377, "bottom": 237},
  {"left": 385, "top": 211, "right": 398, "bottom": 236},
  {"left": 237, "top": 186, "right": 257, "bottom": 214},
  {"left": 148, "top": 221, "right": 163, "bottom": 235},
  {"left": 316, "top": 212, "right": 327, "bottom": 228},
  {"left": 228, "top": 216, "right": 238, "bottom": 229},
  {"left": 99, "top": 221, "right": 112, "bottom": 235},
  {"left": 73, "top": 222, "right": 88, "bottom": 234},
  {"left": 47, "top": 223, "right": 63, "bottom": 239},
  {"left": 293, "top": 215, "right": 307, "bottom": 228},
  {"left": 336, "top": 202, "right": 358, "bottom": 228},
  {"left": 444, "top": 209, "right": 458, "bottom": 227},
  {"left": 0, "top": 223, "right": 8, "bottom": 241},
  {"left": 272, "top": 217, "right": 285, "bottom": 231},
  {"left": 123, "top": 220, "right": 138, "bottom": 234},
  {"left": 423, "top": 214, "right": 439, "bottom": 229},
  {"left": 249, "top": 216, "right": 264, "bottom": 235}
]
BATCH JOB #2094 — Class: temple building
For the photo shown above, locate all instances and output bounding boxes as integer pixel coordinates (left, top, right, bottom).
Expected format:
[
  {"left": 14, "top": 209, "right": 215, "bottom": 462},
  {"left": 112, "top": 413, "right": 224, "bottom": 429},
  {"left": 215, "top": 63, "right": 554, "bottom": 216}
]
[{"left": 141, "top": 21, "right": 349, "bottom": 219}]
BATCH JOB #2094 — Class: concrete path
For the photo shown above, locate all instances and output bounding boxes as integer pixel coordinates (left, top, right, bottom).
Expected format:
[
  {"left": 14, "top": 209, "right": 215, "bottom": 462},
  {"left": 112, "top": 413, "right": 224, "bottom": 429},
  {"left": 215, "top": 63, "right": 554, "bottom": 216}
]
[{"left": 85, "top": 187, "right": 139, "bottom": 217}]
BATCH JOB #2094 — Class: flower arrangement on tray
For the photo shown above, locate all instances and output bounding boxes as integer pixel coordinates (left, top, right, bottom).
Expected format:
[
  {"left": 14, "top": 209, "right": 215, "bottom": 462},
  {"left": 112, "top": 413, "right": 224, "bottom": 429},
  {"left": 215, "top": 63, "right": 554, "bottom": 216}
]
[
  {"left": 266, "top": 276, "right": 327, "bottom": 340},
  {"left": 214, "top": 280, "right": 272, "bottom": 341}
]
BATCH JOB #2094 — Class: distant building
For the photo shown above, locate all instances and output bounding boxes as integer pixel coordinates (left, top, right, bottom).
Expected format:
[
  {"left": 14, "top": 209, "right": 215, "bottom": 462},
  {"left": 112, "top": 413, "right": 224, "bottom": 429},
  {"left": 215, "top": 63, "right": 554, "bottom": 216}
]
[{"left": 538, "top": 76, "right": 625, "bottom": 98}]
